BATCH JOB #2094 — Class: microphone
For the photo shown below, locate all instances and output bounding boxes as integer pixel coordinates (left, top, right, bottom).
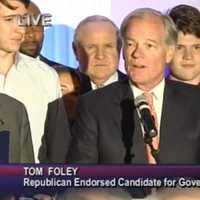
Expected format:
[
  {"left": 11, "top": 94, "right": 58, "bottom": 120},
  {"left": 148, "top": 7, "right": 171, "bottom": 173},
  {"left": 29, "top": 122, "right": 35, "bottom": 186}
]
[
  {"left": 135, "top": 94, "right": 157, "bottom": 140},
  {"left": 135, "top": 95, "right": 159, "bottom": 163}
]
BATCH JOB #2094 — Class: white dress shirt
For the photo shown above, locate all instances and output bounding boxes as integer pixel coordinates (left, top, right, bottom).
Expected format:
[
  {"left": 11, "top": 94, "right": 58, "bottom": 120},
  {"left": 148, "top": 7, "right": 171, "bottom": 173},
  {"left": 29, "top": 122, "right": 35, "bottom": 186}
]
[
  {"left": 129, "top": 79, "right": 165, "bottom": 135},
  {"left": 0, "top": 53, "right": 61, "bottom": 162},
  {"left": 91, "top": 71, "right": 118, "bottom": 90}
]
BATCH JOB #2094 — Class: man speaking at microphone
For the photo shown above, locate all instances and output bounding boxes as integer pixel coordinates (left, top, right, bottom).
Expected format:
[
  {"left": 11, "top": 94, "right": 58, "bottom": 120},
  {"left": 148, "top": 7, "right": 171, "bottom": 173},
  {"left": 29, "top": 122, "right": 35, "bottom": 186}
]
[{"left": 67, "top": 8, "right": 200, "bottom": 165}]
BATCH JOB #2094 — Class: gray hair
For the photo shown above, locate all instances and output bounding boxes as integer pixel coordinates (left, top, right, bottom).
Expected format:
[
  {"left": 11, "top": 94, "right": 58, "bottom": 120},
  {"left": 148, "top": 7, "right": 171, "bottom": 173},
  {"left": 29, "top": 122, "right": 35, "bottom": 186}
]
[
  {"left": 120, "top": 8, "right": 177, "bottom": 45},
  {"left": 55, "top": 188, "right": 132, "bottom": 200},
  {"left": 73, "top": 15, "right": 122, "bottom": 53}
]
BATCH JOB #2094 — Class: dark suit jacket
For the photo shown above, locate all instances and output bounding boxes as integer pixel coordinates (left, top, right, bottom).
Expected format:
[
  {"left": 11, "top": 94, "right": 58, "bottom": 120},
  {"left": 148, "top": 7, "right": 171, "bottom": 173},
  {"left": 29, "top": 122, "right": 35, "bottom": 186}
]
[
  {"left": 0, "top": 93, "right": 34, "bottom": 163},
  {"left": 38, "top": 98, "right": 71, "bottom": 163},
  {"left": 67, "top": 79, "right": 200, "bottom": 164}
]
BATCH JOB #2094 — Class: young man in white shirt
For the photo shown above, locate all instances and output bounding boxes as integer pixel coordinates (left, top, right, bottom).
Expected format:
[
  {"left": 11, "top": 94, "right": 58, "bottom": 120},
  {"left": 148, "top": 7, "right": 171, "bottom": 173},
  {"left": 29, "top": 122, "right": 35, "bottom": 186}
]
[{"left": 0, "top": 0, "right": 62, "bottom": 162}]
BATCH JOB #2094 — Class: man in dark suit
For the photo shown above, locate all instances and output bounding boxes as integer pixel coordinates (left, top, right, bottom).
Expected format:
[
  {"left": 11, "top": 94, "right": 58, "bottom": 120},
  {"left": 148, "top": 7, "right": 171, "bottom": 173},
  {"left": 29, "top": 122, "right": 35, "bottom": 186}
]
[
  {"left": 67, "top": 8, "right": 200, "bottom": 165},
  {"left": 0, "top": 93, "right": 34, "bottom": 163},
  {"left": 72, "top": 15, "right": 127, "bottom": 92},
  {"left": 38, "top": 67, "right": 90, "bottom": 162},
  {"left": 38, "top": 98, "right": 71, "bottom": 163},
  {"left": 67, "top": 78, "right": 200, "bottom": 164}
]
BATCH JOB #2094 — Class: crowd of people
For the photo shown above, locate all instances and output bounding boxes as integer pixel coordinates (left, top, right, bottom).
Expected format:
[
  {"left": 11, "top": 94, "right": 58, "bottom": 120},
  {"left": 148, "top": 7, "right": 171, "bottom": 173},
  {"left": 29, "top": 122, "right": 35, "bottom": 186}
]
[{"left": 0, "top": 0, "right": 200, "bottom": 199}]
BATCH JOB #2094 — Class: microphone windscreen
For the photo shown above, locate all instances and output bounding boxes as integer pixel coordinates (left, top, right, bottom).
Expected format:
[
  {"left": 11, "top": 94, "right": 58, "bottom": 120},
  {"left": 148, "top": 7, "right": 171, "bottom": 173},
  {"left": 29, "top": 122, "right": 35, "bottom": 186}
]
[{"left": 135, "top": 94, "right": 147, "bottom": 107}]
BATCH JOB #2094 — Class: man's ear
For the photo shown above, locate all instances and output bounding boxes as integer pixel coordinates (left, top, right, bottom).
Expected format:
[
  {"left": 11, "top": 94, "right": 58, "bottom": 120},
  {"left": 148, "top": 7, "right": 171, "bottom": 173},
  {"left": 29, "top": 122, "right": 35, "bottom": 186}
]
[{"left": 166, "top": 44, "right": 176, "bottom": 64}]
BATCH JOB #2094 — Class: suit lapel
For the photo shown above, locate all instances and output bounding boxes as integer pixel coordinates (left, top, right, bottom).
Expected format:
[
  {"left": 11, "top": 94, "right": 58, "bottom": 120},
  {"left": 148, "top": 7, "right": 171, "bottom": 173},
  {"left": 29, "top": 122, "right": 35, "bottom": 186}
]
[
  {"left": 159, "top": 81, "right": 186, "bottom": 163},
  {"left": 117, "top": 70, "right": 127, "bottom": 81},
  {"left": 158, "top": 83, "right": 170, "bottom": 163},
  {"left": 77, "top": 71, "right": 92, "bottom": 94}
]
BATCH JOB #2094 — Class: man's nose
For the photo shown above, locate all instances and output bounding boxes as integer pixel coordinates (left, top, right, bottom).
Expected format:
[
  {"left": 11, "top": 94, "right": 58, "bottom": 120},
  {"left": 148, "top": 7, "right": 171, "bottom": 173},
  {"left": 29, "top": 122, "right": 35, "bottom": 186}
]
[
  {"left": 95, "top": 47, "right": 105, "bottom": 59},
  {"left": 25, "top": 27, "right": 35, "bottom": 39},
  {"left": 131, "top": 45, "right": 144, "bottom": 58},
  {"left": 183, "top": 48, "right": 193, "bottom": 60}
]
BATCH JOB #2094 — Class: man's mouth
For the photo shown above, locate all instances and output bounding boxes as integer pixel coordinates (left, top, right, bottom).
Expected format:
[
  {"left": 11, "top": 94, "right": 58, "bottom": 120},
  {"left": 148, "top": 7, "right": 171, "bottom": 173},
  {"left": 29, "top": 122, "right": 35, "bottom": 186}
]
[
  {"left": 22, "top": 42, "right": 37, "bottom": 49},
  {"left": 131, "top": 64, "right": 146, "bottom": 68},
  {"left": 12, "top": 38, "right": 23, "bottom": 42},
  {"left": 95, "top": 64, "right": 107, "bottom": 67},
  {"left": 182, "top": 64, "right": 195, "bottom": 68}
]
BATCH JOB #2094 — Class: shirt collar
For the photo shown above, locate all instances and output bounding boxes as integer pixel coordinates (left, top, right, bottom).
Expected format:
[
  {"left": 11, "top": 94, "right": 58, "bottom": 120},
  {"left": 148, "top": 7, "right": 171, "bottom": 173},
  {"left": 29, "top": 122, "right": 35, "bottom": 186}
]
[
  {"left": 152, "top": 79, "right": 165, "bottom": 101},
  {"left": 12, "top": 53, "right": 23, "bottom": 70},
  {"left": 129, "top": 78, "right": 165, "bottom": 101},
  {"left": 91, "top": 71, "right": 118, "bottom": 90}
]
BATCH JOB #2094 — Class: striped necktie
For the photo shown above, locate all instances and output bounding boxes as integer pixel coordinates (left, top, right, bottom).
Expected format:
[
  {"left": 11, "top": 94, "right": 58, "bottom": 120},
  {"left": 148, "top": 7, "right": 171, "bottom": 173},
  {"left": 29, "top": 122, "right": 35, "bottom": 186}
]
[{"left": 143, "top": 92, "right": 159, "bottom": 164}]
